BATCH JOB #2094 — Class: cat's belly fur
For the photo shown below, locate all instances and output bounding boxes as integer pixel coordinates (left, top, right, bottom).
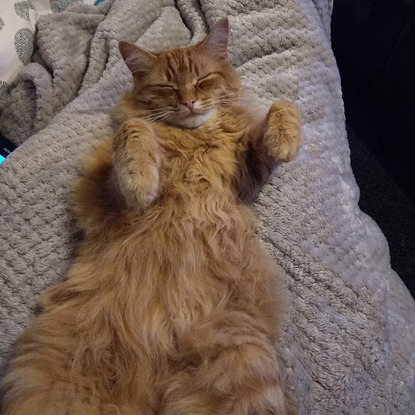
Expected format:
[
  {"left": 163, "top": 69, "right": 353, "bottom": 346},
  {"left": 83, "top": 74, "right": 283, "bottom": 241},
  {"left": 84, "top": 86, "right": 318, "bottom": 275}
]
[
  {"left": 102, "top": 214, "right": 259, "bottom": 349},
  {"left": 37, "top": 210, "right": 278, "bottom": 368},
  {"left": 9, "top": 216, "right": 282, "bottom": 410}
]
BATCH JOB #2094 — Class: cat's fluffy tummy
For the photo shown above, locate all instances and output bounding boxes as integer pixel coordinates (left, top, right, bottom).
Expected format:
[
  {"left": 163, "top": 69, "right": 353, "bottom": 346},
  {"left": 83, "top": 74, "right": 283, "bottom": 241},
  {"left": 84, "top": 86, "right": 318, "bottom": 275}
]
[{"left": 1, "top": 19, "right": 301, "bottom": 415}]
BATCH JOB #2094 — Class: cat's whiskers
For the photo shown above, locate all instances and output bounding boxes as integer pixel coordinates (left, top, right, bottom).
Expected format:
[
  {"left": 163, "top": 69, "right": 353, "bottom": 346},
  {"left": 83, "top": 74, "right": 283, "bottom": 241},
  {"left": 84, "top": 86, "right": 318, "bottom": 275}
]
[
  {"left": 146, "top": 114, "right": 170, "bottom": 123},
  {"left": 138, "top": 92, "right": 247, "bottom": 123},
  {"left": 200, "top": 96, "right": 234, "bottom": 110},
  {"left": 145, "top": 110, "right": 173, "bottom": 123},
  {"left": 147, "top": 109, "right": 171, "bottom": 117},
  {"left": 143, "top": 108, "right": 172, "bottom": 116},
  {"left": 202, "top": 92, "right": 241, "bottom": 107},
  {"left": 144, "top": 108, "right": 168, "bottom": 113}
]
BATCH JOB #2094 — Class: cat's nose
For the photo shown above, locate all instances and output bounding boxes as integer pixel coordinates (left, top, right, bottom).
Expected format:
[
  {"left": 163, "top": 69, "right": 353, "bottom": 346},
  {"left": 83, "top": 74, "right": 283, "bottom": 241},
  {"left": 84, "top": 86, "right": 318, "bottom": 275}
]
[{"left": 181, "top": 100, "right": 195, "bottom": 110}]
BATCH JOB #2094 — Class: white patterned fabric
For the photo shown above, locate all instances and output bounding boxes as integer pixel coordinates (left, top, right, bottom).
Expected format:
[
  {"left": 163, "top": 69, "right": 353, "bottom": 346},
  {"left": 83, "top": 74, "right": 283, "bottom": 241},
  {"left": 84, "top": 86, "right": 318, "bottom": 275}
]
[
  {"left": 0, "top": 0, "right": 96, "bottom": 108},
  {"left": 0, "top": 1, "right": 414, "bottom": 414}
]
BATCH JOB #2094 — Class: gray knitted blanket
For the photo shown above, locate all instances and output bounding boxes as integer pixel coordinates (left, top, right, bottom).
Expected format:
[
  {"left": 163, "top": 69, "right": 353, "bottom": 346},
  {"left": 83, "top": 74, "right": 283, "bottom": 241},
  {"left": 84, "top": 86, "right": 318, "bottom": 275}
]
[{"left": 1, "top": 0, "right": 414, "bottom": 413}]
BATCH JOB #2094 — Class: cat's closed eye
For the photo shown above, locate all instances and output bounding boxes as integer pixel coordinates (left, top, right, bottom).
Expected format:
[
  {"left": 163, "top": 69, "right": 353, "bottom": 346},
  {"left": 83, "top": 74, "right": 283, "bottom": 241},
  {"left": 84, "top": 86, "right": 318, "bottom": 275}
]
[
  {"left": 148, "top": 84, "right": 178, "bottom": 97},
  {"left": 151, "top": 84, "right": 177, "bottom": 91},
  {"left": 196, "top": 73, "right": 219, "bottom": 89}
]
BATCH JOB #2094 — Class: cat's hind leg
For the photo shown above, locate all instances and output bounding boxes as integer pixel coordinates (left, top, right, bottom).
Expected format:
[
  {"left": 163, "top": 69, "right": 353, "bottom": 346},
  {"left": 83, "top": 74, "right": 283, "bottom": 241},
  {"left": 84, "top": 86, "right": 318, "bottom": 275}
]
[
  {"left": 161, "top": 311, "right": 297, "bottom": 415},
  {"left": 0, "top": 315, "right": 156, "bottom": 415},
  {"left": 1, "top": 352, "right": 155, "bottom": 415},
  {"left": 0, "top": 357, "right": 97, "bottom": 415}
]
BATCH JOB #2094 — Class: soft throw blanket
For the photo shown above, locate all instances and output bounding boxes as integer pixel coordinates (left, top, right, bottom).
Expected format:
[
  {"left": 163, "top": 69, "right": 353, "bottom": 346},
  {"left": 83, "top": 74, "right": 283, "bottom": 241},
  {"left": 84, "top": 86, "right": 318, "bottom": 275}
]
[
  {"left": 0, "top": 0, "right": 97, "bottom": 109},
  {"left": 1, "top": 0, "right": 414, "bottom": 413}
]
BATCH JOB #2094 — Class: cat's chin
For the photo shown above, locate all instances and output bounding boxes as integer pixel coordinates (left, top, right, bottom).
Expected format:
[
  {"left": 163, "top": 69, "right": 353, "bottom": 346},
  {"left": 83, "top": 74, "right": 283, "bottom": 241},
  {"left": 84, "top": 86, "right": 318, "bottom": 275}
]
[{"left": 169, "top": 111, "right": 214, "bottom": 129}]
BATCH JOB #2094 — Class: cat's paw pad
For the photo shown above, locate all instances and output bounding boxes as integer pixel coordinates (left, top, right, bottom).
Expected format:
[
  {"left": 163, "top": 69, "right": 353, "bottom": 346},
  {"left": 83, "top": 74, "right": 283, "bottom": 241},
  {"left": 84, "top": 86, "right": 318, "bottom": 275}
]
[
  {"left": 113, "top": 120, "right": 160, "bottom": 209},
  {"left": 265, "top": 101, "right": 301, "bottom": 162}
]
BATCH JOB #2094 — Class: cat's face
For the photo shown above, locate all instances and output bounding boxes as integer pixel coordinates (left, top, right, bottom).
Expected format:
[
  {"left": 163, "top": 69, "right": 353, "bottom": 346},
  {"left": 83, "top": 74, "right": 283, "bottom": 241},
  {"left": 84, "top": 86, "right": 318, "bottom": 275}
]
[{"left": 119, "top": 19, "right": 240, "bottom": 128}]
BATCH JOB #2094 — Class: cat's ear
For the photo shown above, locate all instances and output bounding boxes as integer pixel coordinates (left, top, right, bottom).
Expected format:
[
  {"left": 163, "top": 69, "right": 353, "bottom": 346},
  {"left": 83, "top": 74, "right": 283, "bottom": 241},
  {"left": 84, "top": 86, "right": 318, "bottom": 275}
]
[
  {"left": 202, "top": 18, "right": 229, "bottom": 58},
  {"left": 119, "top": 41, "right": 157, "bottom": 75}
]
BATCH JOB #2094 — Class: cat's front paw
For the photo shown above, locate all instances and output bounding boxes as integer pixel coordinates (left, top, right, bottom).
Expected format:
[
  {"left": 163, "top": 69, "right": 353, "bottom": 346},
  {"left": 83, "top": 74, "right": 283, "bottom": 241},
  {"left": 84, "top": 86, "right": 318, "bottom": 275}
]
[
  {"left": 264, "top": 101, "right": 301, "bottom": 162},
  {"left": 112, "top": 119, "right": 160, "bottom": 209}
]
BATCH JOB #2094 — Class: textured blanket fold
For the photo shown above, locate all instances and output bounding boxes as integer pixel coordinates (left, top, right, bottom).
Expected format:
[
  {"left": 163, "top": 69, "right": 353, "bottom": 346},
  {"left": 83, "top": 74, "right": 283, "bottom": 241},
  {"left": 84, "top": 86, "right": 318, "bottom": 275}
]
[{"left": 1, "top": 0, "right": 414, "bottom": 413}]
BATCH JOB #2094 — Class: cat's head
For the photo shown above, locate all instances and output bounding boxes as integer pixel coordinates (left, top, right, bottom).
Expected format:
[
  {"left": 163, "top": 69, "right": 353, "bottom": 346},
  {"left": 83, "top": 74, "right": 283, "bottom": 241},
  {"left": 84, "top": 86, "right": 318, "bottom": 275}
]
[{"left": 118, "top": 18, "right": 240, "bottom": 129}]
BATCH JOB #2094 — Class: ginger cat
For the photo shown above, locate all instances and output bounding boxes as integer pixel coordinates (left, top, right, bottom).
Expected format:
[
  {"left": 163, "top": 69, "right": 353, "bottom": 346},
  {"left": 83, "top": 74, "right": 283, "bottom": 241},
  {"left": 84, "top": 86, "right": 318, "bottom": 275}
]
[{"left": 1, "top": 18, "right": 301, "bottom": 415}]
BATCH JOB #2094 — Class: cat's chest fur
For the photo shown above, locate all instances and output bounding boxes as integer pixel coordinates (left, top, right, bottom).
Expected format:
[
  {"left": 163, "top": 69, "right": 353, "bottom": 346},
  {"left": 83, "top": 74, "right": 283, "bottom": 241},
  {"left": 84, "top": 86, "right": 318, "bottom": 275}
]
[
  {"left": 153, "top": 108, "right": 248, "bottom": 190},
  {"left": 117, "top": 110, "right": 253, "bottom": 342}
]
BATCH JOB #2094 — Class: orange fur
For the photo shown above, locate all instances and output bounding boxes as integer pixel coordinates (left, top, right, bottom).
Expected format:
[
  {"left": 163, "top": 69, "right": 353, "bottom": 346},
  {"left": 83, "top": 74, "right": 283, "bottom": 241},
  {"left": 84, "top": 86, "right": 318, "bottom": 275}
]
[{"left": 1, "top": 19, "right": 301, "bottom": 415}]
